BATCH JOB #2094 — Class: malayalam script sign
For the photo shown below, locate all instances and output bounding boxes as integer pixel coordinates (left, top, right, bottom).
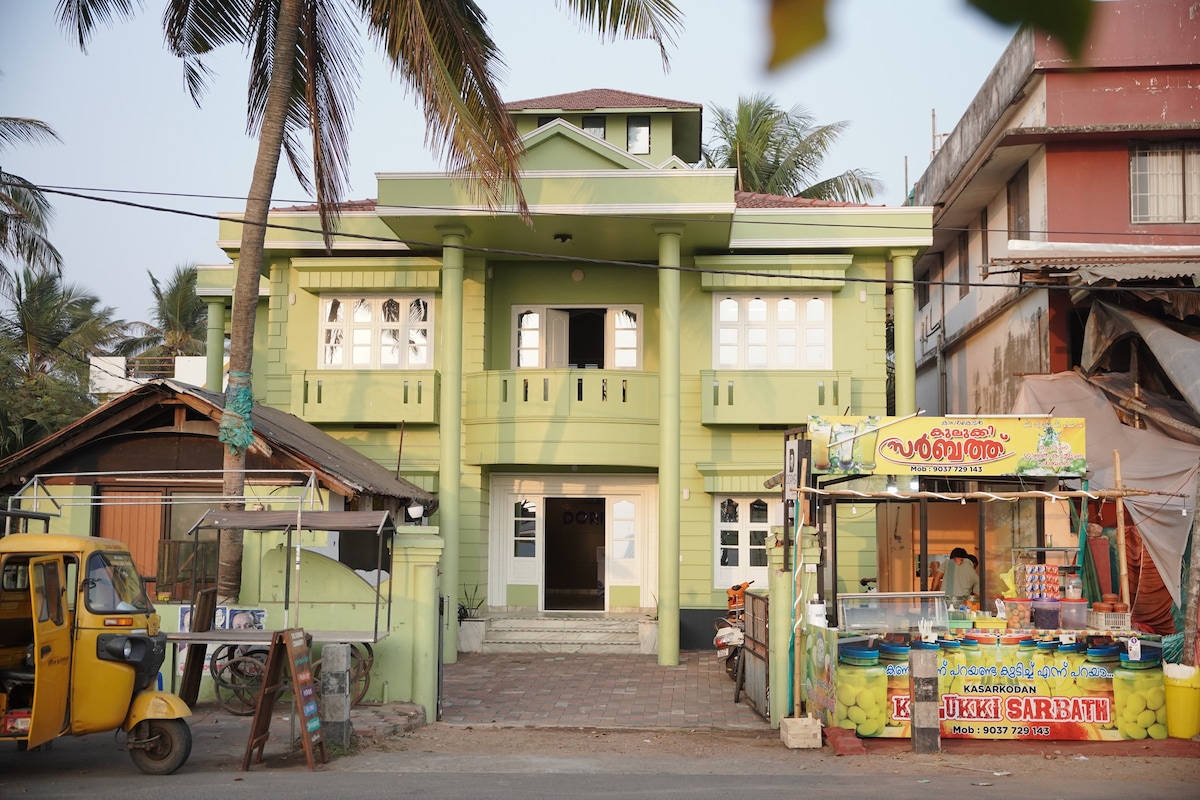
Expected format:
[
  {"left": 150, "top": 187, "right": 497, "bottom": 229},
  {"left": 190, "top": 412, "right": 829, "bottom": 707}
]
[
  {"left": 817, "top": 642, "right": 1165, "bottom": 742},
  {"left": 807, "top": 415, "right": 1086, "bottom": 477}
]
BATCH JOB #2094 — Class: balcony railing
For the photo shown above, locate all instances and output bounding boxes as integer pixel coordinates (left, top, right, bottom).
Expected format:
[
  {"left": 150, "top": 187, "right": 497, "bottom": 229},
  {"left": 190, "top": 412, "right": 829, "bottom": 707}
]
[
  {"left": 700, "top": 370, "right": 852, "bottom": 425},
  {"left": 290, "top": 370, "right": 439, "bottom": 424},
  {"left": 464, "top": 369, "right": 659, "bottom": 466}
]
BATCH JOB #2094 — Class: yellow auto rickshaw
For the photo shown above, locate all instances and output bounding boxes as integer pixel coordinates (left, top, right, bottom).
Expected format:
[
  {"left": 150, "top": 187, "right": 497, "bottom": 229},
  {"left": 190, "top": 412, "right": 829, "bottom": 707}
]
[{"left": 0, "top": 533, "right": 192, "bottom": 774}]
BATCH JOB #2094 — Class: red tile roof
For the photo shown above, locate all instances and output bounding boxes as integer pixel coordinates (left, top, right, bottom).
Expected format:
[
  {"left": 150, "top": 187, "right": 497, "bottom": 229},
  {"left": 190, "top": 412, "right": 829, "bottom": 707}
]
[
  {"left": 734, "top": 191, "right": 871, "bottom": 209},
  {"left": 270, "top": 198, "right": 378, "bottom": 213},
  {"left": 504, "top": 88, "right": 699, "bottom": 112}
]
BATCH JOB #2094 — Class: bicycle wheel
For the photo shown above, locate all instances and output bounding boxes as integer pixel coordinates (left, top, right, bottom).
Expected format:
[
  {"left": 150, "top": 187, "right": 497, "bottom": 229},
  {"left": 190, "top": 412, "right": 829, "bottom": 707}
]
[{"left": 212, "top": 654, "right": 268, "bottom": 715}]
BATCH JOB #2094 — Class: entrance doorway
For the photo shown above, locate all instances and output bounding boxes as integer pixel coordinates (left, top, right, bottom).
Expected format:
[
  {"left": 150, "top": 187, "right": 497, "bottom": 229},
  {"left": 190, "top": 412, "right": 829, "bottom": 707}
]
[{"left": 544, "top": 497, "right": 605, "bottom": 611}]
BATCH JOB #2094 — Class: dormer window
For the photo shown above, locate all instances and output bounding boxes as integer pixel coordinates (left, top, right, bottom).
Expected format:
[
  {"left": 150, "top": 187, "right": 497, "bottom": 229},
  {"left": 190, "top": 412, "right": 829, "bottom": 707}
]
[
  {"left": 627, "top": 116, "right": 650, "bottom": 155},
  {"left": 537, "top": 115, "right": 560, "bottom": 128},
  {"left": 582, "top": 115, "right": 606, "bottom": 140}
]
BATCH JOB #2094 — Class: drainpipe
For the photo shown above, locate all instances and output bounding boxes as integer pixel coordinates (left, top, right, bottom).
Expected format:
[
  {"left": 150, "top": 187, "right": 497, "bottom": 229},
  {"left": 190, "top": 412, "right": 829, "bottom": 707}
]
[
  {"left": 437, "top": 225, "right": 468, "bottom": 663},
  {"left": 206, "top": 300, "right": 226, "bottom": 391},
  {"left": 655, "top": 224, "right": 683, "bottom": 667},
  {"left": 936, "top": 330, "right": 947, "bottom": 416},
  {"left": 890, "top": 249, "right": 918, "bottom": 416}
]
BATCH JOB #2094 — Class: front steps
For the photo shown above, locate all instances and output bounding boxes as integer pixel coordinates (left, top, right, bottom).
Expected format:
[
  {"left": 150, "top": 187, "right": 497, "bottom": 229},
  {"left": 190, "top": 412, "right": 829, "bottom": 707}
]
[{"left": 458, "top": 614, "right": 656, "bottom": 655}]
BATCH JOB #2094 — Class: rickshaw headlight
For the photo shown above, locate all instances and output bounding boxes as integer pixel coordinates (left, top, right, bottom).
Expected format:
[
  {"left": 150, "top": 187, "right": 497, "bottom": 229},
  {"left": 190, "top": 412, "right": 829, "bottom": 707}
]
[{"left": 98, "top": 634, "right": 145, "bottom": 664}]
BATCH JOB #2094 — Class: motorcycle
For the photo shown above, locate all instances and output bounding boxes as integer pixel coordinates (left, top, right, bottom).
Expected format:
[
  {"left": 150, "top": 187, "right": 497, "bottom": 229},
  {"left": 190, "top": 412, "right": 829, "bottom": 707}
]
[{"left": 712, "top": 581, "right": 753, "bottom": 682}]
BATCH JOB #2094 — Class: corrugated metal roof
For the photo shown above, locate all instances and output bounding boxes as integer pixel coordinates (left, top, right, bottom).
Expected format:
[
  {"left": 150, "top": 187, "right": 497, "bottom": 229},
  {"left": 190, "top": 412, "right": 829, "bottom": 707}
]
[
  {"left": 0, "top": 380, "right": 436, "bottom": 515},
  {"left": 1001, "top": 256, "right": 1200, "bottom": 283},
  {"left": 164, "top": 381, "right": 436, "bottom": 512},
  {"left": 503, "top": 88, "right": 699, "bottom": 111}
]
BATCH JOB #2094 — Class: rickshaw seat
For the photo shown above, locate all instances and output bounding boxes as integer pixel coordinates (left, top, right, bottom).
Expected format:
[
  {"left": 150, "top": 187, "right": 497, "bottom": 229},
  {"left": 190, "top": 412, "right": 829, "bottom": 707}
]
[{"left": 0, "top": 666, "right": 34, "bottom": 685}]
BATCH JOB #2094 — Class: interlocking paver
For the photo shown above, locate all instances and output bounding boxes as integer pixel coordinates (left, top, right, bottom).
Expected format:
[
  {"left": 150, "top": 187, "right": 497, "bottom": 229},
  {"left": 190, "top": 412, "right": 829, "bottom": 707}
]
[{"left": 439, "top": 651, "right": 770, "bottom": 729}]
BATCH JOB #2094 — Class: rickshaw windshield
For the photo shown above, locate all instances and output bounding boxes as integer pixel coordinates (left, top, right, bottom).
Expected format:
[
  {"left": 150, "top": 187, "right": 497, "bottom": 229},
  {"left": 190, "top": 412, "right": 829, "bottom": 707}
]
[{"left": 85, "top": 552, "right": 153, "bottom": 613}]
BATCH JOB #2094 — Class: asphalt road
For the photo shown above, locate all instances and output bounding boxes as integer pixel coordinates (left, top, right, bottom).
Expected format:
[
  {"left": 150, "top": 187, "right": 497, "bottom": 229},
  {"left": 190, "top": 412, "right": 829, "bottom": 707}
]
[{"left": 3, "top": 728, "right": 1199, "bottom": 800}]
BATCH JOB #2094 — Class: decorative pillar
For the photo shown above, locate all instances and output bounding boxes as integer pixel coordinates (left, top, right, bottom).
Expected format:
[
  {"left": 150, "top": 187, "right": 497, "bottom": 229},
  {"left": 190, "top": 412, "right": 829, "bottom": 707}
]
[
  {"left": 437, "top": 225, "right": 469, "bottom": 662},
  {"left": 206, "top": 300, "right": 226, "bottom": 391},
  {"left": 890, "top": 249, "right": 919, "bottom": 416},
  {"left": 393, "top": 531, "right": 444, "bottom": 722},
  {"left": 655, "top": 224, "right": 683, "bottom": 666}
]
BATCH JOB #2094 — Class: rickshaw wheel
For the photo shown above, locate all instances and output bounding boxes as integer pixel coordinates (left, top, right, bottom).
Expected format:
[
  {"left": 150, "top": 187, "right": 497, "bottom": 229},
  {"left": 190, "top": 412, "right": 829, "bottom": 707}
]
[
  {"left": 213, "top": 654, "right": 269, "bottom": 715},
  {"left": 129, "top": 718, "right": 192, "bottom": 775}
]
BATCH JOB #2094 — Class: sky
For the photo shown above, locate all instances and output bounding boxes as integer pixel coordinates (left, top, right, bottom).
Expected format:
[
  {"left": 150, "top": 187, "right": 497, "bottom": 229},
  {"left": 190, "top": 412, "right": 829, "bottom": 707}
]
[{"left": 1, "top": 0, "right": 1018, "bottom": 324}]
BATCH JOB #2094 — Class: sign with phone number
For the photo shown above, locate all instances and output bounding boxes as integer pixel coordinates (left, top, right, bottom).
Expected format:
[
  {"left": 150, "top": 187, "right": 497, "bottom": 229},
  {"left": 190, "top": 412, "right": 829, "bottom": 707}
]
[
  {"left": 806, "top": 415, "right": 1086, "bottom": 477},
  {"left": 808, "top": 626, "right": 1168, "bottom": 741}
]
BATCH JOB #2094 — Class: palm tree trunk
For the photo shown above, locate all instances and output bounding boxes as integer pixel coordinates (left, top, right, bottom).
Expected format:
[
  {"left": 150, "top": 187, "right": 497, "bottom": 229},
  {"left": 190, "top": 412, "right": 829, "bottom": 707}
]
[{"left": 217, "top": 0, "right": 303, "bottom": 604}]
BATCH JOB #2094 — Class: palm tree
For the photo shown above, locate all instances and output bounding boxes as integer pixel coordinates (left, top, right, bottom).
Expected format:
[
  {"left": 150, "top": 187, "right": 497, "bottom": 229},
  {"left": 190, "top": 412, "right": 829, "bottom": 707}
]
[
  {"left": 59, "top": 0, "right": 683, "bottom": 602},
  {"left": 0, "top": 265, "right": 135, "bottom": 456},
  {"left": 703, "top": 93, "right": 883, "bottom": 203},
  {"left": 126, "top": 263, "right": 208, "bottom": 359},
  {"left": 0, "top": 113, "right": 63, "bottom": 287}
]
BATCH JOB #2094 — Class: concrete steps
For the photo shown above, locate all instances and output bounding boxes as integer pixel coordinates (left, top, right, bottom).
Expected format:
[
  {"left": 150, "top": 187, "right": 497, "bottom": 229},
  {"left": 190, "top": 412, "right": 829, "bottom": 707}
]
[{"left": 460, "top": 615, "right": 655, "bottom": 655}]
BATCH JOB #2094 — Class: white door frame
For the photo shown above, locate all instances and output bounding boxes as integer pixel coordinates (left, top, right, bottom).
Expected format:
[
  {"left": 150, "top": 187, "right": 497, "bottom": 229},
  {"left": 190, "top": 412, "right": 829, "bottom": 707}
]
[{"left": 488, "top": 475, "right": 658, "bottom": 611}]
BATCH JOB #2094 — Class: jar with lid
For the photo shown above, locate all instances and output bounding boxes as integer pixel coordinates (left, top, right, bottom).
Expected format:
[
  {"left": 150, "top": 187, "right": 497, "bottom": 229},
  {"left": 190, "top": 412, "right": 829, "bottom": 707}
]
[
  {"left": 1033, "top": 640, "right": 1061, "bottom": 695},
  {"left": 958, "top": 639, "right": 983, "bottom": 691},
  {"left": 1082, "top": 644, "right": 1120, "bottom": 729},
  {"left": 1032, "top": 598, "right": 1061, "bottom": 629},
  {"left": 938, "top": 638, "right": 966, "bottom": 695},
  {"left": 1056, "top": 642, "right": 1087, "bottom": 697},
  {"left": 1112, "top": 654, "right": 1167, "bottom": 740},
  {"left": 835, "top": 646, "right": 887, "bottom": 737},
  {"left": 877, "top": 642, "right": 910, "bottom": 735},
  {"left": 1064, "top": 573, "right": 1083, "bottom": 600},
  {"left": 1005, "top": 597, "right": 1032, "bottom": 629}
]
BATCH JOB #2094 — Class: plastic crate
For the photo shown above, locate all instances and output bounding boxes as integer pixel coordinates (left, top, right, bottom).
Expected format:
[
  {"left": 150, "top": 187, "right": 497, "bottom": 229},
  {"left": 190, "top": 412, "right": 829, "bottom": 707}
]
[{"left": 1087, "top": 610, "right": 1131, "bottom": 630}]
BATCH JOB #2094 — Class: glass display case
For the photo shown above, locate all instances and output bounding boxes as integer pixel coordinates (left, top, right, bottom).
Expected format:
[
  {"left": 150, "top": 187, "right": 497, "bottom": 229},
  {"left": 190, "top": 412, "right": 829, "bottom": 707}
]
[{"left": 836, "top": 591, "right": 949, "bottom": 634}]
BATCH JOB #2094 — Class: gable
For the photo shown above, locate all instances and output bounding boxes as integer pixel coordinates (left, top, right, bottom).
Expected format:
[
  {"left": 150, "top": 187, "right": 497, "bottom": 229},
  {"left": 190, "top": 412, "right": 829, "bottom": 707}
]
[{"left": 520, "top": 121, "right": 651, "bottom": 172}]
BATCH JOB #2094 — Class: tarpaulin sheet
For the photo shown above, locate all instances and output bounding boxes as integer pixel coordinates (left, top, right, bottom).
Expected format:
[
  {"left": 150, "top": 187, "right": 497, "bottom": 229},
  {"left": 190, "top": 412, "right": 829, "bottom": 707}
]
[{"left": 1012, "top": 372, "right": 1199, "bottom": 607}]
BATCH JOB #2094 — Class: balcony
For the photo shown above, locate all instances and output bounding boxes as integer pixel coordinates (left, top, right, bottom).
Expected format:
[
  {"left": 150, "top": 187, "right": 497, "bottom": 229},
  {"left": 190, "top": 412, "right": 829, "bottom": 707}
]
[
  {"left": 700, "top": 370, "right": 852, "bottom": 425},
  {"left": 290, "top": 370, "right": 439, "bottom": 424},
  {"left": 464, "top": 370, "right": 659, "bottom": 466}
]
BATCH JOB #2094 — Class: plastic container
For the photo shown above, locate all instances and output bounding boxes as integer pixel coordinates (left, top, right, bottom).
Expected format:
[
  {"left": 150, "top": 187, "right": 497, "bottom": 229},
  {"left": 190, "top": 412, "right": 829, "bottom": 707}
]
[
  {"left": 878, "top": 643, "right": 910, "bottom": 736},
  {"left": 1032, "top": 598, "right": 1060, "bottom": 629},
  {"left": 1064, "top": 573, "right": 1083, "bottom": 600},
  {"left": 1059, "top": 598, "right": 1089, "bottom": 630},
  {"left": 1163, "top": 663, "right": 1200, "bottom": 739},
  {"left": 1112, "top": 655, "right": 1166, "bottom": 740},
  {"left": 1005, "top": 597, "right": 1032, "bottom": 630},
  {"left": 835, "top": 650, "right": 887, "bottom": 737},
  {"left": 938, "top": 639, "right": 965, "bottom": 695}
]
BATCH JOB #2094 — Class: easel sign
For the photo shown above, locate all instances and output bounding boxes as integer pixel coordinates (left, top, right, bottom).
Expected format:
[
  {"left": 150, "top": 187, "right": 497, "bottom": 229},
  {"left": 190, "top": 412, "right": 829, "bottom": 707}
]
[{"left": 242, "top": 629, "right": 327, "bottom": 771}]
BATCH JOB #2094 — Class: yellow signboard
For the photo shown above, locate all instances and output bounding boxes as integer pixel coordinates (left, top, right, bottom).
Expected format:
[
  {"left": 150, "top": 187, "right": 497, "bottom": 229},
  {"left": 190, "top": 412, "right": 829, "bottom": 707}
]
[{"left": 807, "top": 415, "right": 1087, "bottom": 477}]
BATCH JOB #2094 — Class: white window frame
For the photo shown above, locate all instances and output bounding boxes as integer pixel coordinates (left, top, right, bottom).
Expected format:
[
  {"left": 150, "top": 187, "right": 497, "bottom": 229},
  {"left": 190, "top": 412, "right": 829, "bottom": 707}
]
[
  {"left": 319, "top": 294, "right": 433, "bottom": 370},
  {"left": 713, "top": 495, "right": 779, "bottom": 588},
  {"left": 582, "top": 115, "right": 606, "bottom": 140},
  {"left": 1130, "top": 141, "right": 1200, "bottom": 223},
  {"left": 511, "top": 305, "right": 643, "bottom": 370},
  {"left": 712, "top": 292, "right": 832, "bottom": 370},
  {"left": 627, "top": 115, "right": 651, "bottom": 155}
]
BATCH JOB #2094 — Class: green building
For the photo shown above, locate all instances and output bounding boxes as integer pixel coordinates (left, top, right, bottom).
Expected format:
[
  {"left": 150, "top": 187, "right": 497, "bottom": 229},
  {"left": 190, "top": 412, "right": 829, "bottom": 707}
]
[{"left": 203, "top": 88, "right": 931, "bottom": 665}]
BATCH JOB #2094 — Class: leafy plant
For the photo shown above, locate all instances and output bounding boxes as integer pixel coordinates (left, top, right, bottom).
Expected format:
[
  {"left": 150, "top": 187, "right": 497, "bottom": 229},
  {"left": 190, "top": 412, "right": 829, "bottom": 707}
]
[{"left": 459, "top": 585, "right": 485, "bottom": 621}]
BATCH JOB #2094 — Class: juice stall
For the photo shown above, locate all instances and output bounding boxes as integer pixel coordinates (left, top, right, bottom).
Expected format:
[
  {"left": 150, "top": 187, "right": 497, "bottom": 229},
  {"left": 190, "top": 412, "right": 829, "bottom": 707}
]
[{"left": 786, "top": 414, "right": 1185, "bottom": 742}]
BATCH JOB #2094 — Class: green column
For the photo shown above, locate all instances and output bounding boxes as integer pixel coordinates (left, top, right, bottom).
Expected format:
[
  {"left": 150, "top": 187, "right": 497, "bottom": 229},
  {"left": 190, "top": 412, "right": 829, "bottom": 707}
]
[
  {"left": 891, "top": 249, "right": 918, "bottom": 416},
  {"left": 437, "top": 226, "right": 468, "bottom": 662},
  {"left": 400, "top": 532, "right": 445, "bottom": 720},
  {"left": 655, "top": 224, "right": 682, "bottom": 666},
  {"left": 206, "top": 300, "right": 226, "bottom": 391}
]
